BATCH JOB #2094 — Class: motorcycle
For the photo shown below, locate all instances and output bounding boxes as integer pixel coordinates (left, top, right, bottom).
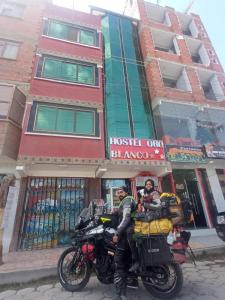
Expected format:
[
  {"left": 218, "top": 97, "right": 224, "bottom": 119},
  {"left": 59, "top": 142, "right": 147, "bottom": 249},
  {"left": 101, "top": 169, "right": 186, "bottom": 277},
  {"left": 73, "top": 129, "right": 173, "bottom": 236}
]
[{"left": 57, "top": 201, "right": 184, "bottom": 299}]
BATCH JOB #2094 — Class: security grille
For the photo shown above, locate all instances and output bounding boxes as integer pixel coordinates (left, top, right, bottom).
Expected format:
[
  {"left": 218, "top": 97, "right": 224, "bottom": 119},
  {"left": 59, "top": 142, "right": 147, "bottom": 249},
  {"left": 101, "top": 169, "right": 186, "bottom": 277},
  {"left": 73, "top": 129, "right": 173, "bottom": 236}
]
[{"left": 20, "top": 177, "right": 85, "bottom": 250}]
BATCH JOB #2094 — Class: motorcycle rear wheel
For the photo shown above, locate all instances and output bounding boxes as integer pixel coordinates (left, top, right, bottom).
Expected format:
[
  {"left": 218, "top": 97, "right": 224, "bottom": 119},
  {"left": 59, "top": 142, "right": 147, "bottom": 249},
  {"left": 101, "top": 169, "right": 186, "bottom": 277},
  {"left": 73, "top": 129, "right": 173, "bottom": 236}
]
[
  {"left": 141, "top": 263, "right": 183, "bottom": 299},
  {"left": 57, "top": 247, "right": 91, "bottom": 292}
]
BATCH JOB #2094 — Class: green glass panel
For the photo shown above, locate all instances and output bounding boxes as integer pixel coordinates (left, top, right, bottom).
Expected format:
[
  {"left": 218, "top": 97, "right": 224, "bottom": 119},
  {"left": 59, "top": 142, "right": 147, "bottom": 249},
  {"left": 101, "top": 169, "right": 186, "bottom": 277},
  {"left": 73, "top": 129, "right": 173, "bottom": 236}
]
[
  {"left": 49, "top": 21, "right": 68, "bottom": 40},
  {"left": 35, "top": 106, "right": 57, "bottom": 131},
  {"left": 79, "top": 30, "right": 95, "bottom": 46},
  {"left": 43, "top": 58, "right": 61, "bottom": 79},
  {"left": 109, "top": 15, "right": 122, "bottom": 58},
  {"left": 61, "top": 62, "right": 77, "bottom": 81},
  {"left": 75, "top": 111, "right": 94, "bottom": 134},
  {"left": 77, "top": 65, "right": 94, "bottom": 84},
  {"left": 56, "top": 109, "right": 74, "bottom": 133}
]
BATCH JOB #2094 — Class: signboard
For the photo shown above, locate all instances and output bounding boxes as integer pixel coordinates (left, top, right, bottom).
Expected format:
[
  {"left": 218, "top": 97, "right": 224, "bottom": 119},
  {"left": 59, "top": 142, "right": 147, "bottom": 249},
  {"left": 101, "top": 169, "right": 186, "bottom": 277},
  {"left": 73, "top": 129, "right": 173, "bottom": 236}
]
[
  {"left": 203, "top": 144, "right": 225, "bottom": 159},
  {"left": 109, "top": 137, "right": 165, "bottom": 160},
  {"left": 165, "top": 145, "right": 206, "bottom": 163}
]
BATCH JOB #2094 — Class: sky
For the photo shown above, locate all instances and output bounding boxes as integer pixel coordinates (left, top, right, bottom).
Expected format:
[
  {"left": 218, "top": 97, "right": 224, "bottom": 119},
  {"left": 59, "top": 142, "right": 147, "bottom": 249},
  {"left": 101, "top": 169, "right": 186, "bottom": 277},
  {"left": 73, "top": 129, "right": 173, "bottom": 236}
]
[{"left": 53, "top": 0, "right": 225, "bottom": 71}]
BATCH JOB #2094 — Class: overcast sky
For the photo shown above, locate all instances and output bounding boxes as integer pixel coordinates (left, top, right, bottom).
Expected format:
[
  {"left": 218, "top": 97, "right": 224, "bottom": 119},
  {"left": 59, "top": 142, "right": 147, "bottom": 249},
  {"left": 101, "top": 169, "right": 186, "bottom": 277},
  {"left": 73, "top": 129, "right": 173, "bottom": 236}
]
[{"left": 53, "top": 0, "right": 225, "bottom": 71}]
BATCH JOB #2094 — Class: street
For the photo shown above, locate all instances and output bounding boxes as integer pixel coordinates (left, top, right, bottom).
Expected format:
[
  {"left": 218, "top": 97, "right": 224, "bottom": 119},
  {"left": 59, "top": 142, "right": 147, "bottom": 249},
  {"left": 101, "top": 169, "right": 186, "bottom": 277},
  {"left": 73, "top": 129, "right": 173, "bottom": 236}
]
[{"left": 0, "top": 257, "right": 225, "bottom": 300}]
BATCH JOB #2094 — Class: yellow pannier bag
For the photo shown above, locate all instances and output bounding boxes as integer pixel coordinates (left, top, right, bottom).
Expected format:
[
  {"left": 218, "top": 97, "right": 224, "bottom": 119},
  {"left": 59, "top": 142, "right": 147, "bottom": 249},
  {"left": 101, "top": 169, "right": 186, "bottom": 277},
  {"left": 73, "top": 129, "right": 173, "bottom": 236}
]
[{"left": 134, "top": 218, "right": 173, "bottom": 235}]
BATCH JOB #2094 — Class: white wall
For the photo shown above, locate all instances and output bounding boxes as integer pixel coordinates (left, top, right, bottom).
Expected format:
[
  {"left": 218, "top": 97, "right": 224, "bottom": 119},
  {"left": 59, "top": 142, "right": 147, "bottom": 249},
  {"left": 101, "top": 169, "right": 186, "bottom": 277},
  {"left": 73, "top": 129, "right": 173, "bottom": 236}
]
[
  {"left": 206, "top": 167, "right": 225, "bottom": 213},
  {"left": 3, "top": 177, "right": 21, "bottom": 253}
]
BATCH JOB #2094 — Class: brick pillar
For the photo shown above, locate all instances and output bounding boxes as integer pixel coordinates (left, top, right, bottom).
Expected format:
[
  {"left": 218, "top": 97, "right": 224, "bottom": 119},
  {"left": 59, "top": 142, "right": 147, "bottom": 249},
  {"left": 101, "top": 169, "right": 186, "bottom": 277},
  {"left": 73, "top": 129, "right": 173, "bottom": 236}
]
[
  {"left": 166, "top": 9, "right": 182, "bottom": 34},
  {"left": 139, "top": 26, "right": 155, "bottom": 60},
  {"left": 145, "top": 60, "right": 164, "bottom": 99},
  {"left": 137, "top": 0, "right": 149, "bottom": 25},
  {"left": 176, "top": 37, "right": 192, "bottom": 64},
  {"left": 186, "top": 68, "right": 205, "bottom": 103}
]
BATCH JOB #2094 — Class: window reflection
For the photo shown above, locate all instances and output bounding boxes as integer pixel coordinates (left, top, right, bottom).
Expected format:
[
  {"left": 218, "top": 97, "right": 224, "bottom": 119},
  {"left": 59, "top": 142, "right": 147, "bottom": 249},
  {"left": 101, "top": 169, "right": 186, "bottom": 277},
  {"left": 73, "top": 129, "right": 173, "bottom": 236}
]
[{"left": 154, "top": 102, "right": 225, "bottom": 146}]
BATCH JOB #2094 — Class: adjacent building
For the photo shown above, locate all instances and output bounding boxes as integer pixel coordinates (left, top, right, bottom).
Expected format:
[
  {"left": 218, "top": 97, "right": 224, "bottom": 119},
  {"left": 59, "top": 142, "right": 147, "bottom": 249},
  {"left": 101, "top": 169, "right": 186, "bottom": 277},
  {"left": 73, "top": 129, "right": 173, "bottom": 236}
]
[{"left": 127, "top": 0, "right": 225, "bottom": 229}]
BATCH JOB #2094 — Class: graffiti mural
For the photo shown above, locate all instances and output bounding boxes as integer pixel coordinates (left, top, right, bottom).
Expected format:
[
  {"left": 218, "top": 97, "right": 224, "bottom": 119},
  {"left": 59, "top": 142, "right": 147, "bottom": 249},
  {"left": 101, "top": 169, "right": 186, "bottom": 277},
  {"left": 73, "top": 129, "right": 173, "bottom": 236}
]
[{"left": 20, "top": 177, "right": 85, "bottom": 250}]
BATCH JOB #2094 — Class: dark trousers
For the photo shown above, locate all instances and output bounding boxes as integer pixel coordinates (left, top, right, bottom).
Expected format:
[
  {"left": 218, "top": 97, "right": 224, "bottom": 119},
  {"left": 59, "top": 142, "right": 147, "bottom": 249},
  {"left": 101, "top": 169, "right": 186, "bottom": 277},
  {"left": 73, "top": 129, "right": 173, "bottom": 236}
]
[
  {"left": 114, "top": 235, "right": 128, "bottom": 297},
  {"left": 127, "top": 225, "right": 138, "bottom": 263}
]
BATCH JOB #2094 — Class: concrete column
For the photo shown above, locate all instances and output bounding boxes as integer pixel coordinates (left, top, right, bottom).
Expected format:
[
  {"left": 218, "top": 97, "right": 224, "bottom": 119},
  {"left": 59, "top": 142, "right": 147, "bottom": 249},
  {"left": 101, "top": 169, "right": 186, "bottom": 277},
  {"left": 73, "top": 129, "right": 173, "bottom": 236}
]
[
  {"left": 206, "top": 167, "right": 225, "bottom": 213},
  {"left": 3, "top": 175, "right": 21, "bottom": 254}
]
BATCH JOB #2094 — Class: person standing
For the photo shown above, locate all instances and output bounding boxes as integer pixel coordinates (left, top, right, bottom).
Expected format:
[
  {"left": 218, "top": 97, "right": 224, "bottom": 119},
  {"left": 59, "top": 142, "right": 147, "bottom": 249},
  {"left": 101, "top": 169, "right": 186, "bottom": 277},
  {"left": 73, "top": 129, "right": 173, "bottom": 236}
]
[{"left": 112, "top": 186, "right": 136, "bottom": 300}]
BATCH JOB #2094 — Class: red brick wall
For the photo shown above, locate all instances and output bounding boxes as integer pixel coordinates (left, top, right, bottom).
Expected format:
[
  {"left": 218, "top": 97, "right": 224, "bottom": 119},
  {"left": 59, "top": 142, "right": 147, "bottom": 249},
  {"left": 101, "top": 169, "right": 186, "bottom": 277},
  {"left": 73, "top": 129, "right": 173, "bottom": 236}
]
[
  {"left": 138, "top": 0, "right": 225, "bottom": 108},
  {"left": 19, "top": 4, "right": 105, "bottom": 159},
  {"left": 0, "top": 0, "right": 45, "bottom": 84}
]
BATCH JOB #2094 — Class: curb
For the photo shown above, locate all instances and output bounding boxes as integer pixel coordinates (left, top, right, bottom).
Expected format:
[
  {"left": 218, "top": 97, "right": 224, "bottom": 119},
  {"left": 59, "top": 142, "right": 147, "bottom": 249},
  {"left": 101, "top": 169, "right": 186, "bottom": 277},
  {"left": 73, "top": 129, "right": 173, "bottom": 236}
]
[
  {"left": 0, "top": 246, "right": 225, "bottom": 286},
  {"left": 0, "top": 267, "right": 57, "bottom": 286},
  {"left": 192, "top": 245, "right": 225, "bottom": 258}
]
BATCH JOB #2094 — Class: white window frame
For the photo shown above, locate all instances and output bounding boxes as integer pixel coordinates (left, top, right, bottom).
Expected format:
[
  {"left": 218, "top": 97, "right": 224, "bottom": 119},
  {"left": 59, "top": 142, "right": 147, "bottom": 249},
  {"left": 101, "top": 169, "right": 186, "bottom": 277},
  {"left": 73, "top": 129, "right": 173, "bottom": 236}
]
[
  {"left": 0, "top": 1, "right": 24, "bottom": 18},
  {"left": 0, "top": 39, "right": 19, "bottom": 59}
]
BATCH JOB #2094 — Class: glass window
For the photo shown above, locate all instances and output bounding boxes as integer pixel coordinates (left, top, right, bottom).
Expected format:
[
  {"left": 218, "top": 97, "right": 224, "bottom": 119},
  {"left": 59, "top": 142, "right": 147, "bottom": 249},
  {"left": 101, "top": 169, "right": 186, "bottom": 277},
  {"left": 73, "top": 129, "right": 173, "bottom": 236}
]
[
  {"left": 77, "top": 65, "right": 94, "bottom": 84},
  {"left": 79, "top": 30, "right": 95, "bottom": 46},
  {"left": 42, "top": 58, "right": 61, "bottom": 79},
  {"left": 35, "top": 106, "right": 57, "bottom": 131},
  {"left": 0, "top": 39, "right": 19, "bottom": 59},
  {"left": 61, "top": 62, "right": 77, "bottom": 81},
  {"left": 0, "top": 2, "right": 24, "bottom": 18},
  {"left": 33, "top": 104, "right": 96, "bottom": 136},
  {"left": 56, "top": 109, "right": 74, "bottom": 133},
  {"left": 40, "top": 56, "right": 96, "bottom": 85},
  {"left": 45, "top": 19, "right": 97, "bottom": 46},
  {"left": 75, "top": 111, "right": 94, "bottom": 134},
  {"left": 49, "top": 21, "right": 68, "bottom": 40}
]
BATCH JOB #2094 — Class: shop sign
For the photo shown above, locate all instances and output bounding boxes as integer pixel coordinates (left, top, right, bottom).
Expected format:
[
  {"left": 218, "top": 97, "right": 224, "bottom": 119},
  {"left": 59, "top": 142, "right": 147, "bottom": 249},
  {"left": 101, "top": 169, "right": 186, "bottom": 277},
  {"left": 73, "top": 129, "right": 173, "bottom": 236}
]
[
  {"left": 203, "top": 144, "right": 225, "bottom": 159},
  {"left": 165, "top": 145, "right": 206, "bottom": 163},
  {"left": 109, "top": 137, "right": 165, "bottom": 161}
]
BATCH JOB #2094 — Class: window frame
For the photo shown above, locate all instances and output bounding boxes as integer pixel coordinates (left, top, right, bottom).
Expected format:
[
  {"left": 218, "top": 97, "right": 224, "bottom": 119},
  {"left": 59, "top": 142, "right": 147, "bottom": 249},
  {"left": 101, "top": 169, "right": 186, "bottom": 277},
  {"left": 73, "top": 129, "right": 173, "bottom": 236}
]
[
  {"left": 29, "top": 102, "right": 99, "bottom": 138},
  {"left": 0, "top": 1, "right": 25, "bottom": 18},
  {"left": 43, "top": 19, "right": 98, "bottom": 48},
  {"left": 38, "top": 55, "right": 97, "bottom": 86},
  {"left": 0, "top": 39, "right": 19, "bottom": 59}
]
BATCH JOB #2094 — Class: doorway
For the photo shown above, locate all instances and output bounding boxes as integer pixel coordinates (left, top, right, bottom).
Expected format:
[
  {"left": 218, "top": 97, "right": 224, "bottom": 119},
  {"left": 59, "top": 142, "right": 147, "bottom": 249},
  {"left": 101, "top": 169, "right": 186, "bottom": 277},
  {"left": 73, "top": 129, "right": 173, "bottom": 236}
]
[{"left": 173, "top": 169, "right": 208, "bottom": 229}]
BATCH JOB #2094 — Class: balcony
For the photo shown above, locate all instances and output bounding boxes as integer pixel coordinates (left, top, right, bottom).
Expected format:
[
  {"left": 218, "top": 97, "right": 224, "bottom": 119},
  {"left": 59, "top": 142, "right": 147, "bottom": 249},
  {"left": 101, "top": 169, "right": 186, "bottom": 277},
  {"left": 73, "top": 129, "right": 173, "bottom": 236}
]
[
  {"left": 145, "top": 2, "right": 171, "bottom": 26},
  {"left": 185, "top": 38, "right": 210, "bottom": 66},
  {"left": 177, "top": 13, "right": 199, "bottom": 38},
  {"left": 197, "top": 69, "right": 225, "bottom": 101},
  {"left": 0, "top": 84, "right": 25, "bottom": 161},
  {"left": 152, "top": 29, "right": 180, "bottom": 56},
  {"left": 159, "top": 61, "right": 192, "bottom": 92}
]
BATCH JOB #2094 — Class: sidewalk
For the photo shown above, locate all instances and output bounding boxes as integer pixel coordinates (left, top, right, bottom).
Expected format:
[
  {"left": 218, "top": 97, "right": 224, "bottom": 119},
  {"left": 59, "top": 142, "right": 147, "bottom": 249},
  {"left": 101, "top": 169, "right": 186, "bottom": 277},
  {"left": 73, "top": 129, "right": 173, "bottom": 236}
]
[{"left": 0, "top": 228, "right": 225, "bottom": 285}]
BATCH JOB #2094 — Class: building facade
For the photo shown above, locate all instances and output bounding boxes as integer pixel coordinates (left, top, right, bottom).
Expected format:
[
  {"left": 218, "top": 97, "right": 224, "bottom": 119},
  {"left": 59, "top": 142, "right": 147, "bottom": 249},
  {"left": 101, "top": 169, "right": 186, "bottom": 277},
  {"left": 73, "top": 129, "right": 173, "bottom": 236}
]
[
  {"left": 127, "top": 0, "right": 225, "bottom": 229},
  {"left": 1, "top": 0, "right": 225, "bottom": 252},
  {"left": 0, "top": 0, "right": 49, "bottom": 253}
]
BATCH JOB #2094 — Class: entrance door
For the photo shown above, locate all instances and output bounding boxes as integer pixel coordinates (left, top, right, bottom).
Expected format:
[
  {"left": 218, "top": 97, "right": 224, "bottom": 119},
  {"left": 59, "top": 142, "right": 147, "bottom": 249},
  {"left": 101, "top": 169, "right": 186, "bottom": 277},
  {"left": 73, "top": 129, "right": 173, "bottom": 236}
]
[
  {"left": 186, "top": 180, "right": 207, "bottom": 228},
  {"left": 172, "top": 169, "right": 208, "bottom": 229}
]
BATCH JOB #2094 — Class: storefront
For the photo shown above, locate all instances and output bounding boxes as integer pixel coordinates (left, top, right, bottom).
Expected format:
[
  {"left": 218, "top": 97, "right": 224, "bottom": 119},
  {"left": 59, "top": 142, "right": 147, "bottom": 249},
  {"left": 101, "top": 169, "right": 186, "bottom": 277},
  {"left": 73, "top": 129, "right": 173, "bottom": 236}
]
[
  {"left": 160, "top": 144, "right": 215, "bottom": 229},
  {"left": 100, "top": 137, "right": 170, "bottom": 210}
]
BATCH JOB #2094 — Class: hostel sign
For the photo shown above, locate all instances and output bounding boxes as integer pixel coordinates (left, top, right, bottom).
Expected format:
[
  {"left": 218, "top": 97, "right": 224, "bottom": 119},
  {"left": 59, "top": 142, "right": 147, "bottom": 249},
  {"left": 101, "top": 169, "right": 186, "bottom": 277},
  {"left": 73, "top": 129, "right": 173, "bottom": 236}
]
[{"left": 109, "top": 137, "right": 165, "bottom": 160}]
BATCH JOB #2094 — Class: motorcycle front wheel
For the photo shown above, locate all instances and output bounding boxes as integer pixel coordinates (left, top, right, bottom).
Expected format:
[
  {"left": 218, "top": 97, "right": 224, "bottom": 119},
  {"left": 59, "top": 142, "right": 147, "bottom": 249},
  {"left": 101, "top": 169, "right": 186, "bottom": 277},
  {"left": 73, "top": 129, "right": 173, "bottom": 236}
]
[
  {"left": 57, "top": 247, "right": 91, "bottom": 292},
  {"left": 141, "top": 263, "right": 183, "bottom": 299}
]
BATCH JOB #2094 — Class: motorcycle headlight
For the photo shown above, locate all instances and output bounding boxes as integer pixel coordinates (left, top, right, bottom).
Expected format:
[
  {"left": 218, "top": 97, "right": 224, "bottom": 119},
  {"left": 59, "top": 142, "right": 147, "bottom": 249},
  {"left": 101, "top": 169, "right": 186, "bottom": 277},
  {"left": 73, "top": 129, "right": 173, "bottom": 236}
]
[{"left": 217, "top": 215, "right": 225, "bottom": 225}]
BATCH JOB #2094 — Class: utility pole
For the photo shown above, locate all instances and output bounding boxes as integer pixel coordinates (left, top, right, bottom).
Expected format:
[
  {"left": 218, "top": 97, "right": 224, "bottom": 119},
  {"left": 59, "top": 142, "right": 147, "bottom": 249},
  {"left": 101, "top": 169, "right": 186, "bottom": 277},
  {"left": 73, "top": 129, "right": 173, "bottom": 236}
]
[{"left": 184, "top": 0, "right": 196, "bottom": 14}]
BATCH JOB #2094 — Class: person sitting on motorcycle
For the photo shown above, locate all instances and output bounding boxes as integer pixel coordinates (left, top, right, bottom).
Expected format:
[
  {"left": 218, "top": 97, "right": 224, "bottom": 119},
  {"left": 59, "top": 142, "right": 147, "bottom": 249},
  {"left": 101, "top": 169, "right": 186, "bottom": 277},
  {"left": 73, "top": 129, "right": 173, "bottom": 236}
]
[
  {"left": 112, "top": 186, "right": 138, "bottom": 300},
  {"left": 137, "top": 179, "right": 161, "bottom": 212}
]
